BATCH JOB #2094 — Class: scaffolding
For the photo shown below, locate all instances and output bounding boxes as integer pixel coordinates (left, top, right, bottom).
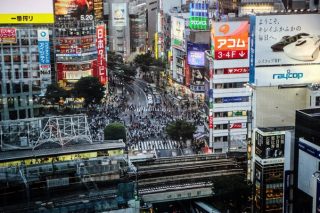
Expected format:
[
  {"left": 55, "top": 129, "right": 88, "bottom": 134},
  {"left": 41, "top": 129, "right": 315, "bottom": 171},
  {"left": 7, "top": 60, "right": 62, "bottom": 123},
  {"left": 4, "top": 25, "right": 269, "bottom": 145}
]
[{"left": 0, "top": 114, "right": 92, "bottom": 151}]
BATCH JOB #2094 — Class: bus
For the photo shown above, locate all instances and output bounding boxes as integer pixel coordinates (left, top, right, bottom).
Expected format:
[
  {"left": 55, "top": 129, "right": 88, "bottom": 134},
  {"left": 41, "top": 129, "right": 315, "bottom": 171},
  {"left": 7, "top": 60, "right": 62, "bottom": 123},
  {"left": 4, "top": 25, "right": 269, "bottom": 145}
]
[{"left": 193, "top": 201, "right": 221, "bottom": 213}]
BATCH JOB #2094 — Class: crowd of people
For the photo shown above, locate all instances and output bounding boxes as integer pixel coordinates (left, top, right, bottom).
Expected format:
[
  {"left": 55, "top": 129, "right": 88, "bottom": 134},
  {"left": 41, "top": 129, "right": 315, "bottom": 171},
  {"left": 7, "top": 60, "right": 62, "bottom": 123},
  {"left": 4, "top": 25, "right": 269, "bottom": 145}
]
[{"left": 86, "top": 84, "right": 205, "bottom": 152}]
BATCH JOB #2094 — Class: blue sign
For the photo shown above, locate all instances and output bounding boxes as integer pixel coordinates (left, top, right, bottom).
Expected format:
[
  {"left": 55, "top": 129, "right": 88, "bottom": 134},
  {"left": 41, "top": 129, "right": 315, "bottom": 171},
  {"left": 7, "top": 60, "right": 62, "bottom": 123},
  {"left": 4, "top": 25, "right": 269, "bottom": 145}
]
[
  {"left": 222, "top": 96, "right": 248, "bottom": 103},
  {"left": 38, "top": 41, "right": 50, "bottom": 64},
  {"left": 249, "top": 15, "right": 256, "bottom": 84},
  {"left": 298, "top": 141, "right": 320, "bottom": 159},
  {"left": 273, "top": 69, "right": 303, "bottom": 80},
  {"left": 190, "top": 3, "right": 208, "bottom": 18},
  {"left": 317, "top": 178, "right": 320, "bottom": 213}
]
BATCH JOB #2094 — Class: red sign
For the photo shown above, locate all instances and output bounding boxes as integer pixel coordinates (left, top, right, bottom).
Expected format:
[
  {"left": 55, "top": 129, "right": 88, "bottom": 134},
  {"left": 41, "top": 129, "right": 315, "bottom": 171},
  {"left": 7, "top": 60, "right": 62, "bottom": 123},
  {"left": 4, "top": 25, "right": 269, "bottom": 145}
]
[
  {"left": 185, "top": 58, "right": 190, "bottom": 87},
  {"left": 94, "top": 24, "right": 107, "bottom": 85},
  {"left": 0, "top": 28, "right": 16, "bottom": 44},
  {"left": 209, "top": 115, "right": 213, "bottom": 129},
  {"left": 214, "top": 50, "right": 248, "bottom": 60},
  {"left": 213, "top": 21, "right": 248, "bottom": 60},
  {"left": 224, "top": 67, "right": 249, "bottom": 74},
  {"left": 229, "top": 123, "right": 246, "bottom": 129}
]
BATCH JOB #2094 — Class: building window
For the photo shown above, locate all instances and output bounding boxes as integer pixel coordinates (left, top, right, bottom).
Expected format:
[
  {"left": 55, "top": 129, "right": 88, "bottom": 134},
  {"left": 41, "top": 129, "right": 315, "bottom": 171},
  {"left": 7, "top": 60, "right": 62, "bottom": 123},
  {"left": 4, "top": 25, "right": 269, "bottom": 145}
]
[{"left": 316, "top": 96, "right": 320, "bottom": 106}]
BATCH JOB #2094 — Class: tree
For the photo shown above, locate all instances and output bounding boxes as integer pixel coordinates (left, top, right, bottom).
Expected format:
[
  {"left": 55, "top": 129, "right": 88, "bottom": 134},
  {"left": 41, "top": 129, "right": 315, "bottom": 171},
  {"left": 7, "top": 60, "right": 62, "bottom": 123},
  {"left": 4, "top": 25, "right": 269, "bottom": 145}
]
[
  {"left": 104, "top": 122, "right": 126, "bottom": 142},
  {"left": 73, "top": 76, "right": 105, "bottom": 107},
  {"left": 166, "top": 119, "right": 196, "bottom": 142},
  {"left": 45, "top": 84, "right": 68, "bottom": 105},
  {"left": 107, "top": 51, "right": 124, "bottom": 70},
  {"left": 116, "top": 64, "right": 137, "bottom": 83}
]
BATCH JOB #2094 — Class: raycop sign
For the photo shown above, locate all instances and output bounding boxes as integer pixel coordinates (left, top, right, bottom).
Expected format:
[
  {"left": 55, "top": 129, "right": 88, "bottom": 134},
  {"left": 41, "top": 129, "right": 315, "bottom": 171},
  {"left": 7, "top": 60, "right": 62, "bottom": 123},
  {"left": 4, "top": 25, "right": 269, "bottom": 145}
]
[{"left": 273, "top": 69, "right": 303, "bottom": 80}]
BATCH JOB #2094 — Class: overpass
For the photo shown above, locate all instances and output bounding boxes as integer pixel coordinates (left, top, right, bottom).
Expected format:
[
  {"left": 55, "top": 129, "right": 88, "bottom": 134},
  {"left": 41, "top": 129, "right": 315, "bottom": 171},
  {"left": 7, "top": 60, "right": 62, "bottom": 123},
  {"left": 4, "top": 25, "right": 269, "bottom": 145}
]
[{"left": 129, "top": 153, "right": 245, "bottom": 203}]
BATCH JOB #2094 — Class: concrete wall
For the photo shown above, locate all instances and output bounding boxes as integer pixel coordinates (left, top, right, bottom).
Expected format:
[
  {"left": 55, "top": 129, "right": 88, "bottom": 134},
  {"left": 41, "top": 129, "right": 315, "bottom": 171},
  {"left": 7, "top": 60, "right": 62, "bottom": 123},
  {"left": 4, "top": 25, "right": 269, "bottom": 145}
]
[{"left": 255, "top": 87, "right": 307, "bottom": 127}]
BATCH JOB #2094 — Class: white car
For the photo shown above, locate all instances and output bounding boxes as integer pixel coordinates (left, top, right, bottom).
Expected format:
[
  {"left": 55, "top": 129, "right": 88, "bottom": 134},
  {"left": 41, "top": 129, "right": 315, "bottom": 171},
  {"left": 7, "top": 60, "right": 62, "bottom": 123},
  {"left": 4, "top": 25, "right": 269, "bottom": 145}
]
[{"left": 147, "top": 97, "right": 153, "bottom": 105}]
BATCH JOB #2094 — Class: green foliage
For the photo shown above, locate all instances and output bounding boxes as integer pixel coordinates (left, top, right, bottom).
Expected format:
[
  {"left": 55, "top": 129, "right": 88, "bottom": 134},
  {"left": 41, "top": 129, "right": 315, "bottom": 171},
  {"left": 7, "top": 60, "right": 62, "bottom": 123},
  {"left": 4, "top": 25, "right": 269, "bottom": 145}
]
[
  {"left": 45, "top": 84, "right": 68, "bottom": 104},
  {"left": 73, "top": 76, "right": 105, "bottom": 107},
  {"left": 166, "top": 119, "right": 196, "bottom": 142},
  {"left": 104, "top": 122, "right": 126, "bottom": 142}
]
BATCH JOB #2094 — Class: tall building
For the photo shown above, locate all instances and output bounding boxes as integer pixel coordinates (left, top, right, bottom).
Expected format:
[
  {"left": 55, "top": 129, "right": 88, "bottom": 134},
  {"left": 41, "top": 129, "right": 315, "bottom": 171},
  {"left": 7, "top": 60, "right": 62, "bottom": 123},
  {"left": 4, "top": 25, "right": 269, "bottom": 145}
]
[
  {"left": 146, "top": 0, "right": 158, "bottom": 51},
  {"left": 205, "top": 19, "right": 251, "bottom": 153},
  {"left": 0, "top": 0, "right": 55, "bottom": 120},
  {"left": 54, "top": 0, "right": 107, "bottom": 88},
  {"left": 104, "top": 0, "right": 131, "bottom": 60}
]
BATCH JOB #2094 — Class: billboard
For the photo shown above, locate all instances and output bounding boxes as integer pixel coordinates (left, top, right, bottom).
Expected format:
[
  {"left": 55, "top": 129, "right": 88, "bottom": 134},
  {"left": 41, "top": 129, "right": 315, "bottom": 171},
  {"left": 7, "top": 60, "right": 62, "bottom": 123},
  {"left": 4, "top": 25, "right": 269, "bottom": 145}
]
[
  {"left": 0, "top": 28, "right": 16, "bottom": 44},
  {"left": 112, "top": 3, "right": 127, "bottom": 27},
  {"left": 222, "top": 96, "right": 248, "bottom": 103},
  {"left": 54, "top": 0, "right": 94, "bottom": 21},
  {"left": 250, "top": 14, "right": 320, "bottom": 67},
  {"left": 212, "top": 21, "right": 249, "bottom": 60},
  {"left": 255, "top": 129, "right": 285, "bottom": 159},
  {"left": 0, "top": 0, "right": 54, "bottom": 24},
  {"left": 189, "top": 3, "right": 208, "bottom": 30},
  {"left": 224, "top": 67, "right": 249, "bottom": 74},
  {"left": 253, "top": 65, "right": 320, "bottom": 86},
  {"left": 187, "top": 42, "right": 209, "bottom": 67},
  {"left": 230, "top": 123, "right": 246, "bottom": 129},
  {"left": 95, "top": 24, "right": 107, "bottom": 85},
  {"left": 171, "top": 16, "right": 185, "bottom": 49}
]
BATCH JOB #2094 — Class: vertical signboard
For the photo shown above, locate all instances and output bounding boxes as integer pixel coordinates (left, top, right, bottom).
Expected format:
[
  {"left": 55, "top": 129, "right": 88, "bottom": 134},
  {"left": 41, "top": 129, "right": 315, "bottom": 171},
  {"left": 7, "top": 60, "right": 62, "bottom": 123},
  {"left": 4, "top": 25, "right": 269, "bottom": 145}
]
[
  {"left": 95, "top": 24, "right": 107, "bottom": 85},
  {"left": 249, "top": 15, "right": 256, "bottom": 83},
  {"left": 171, "top": 16, "right": 185, "bottom": 50},
  {"left": 38, "top": 29, "right": 51, "bottom": 95},
  {"left": 112, "top": 3, "right": 127, "bottom": 27},
  {"left": 213, "top": 21, "right": 249, "bottom": 60},
  {"left": 0, "top": 28, "right": 16, "bottom": 44},
  {"left": 189, "top": 3, "right": 208, "bottom": 30}
]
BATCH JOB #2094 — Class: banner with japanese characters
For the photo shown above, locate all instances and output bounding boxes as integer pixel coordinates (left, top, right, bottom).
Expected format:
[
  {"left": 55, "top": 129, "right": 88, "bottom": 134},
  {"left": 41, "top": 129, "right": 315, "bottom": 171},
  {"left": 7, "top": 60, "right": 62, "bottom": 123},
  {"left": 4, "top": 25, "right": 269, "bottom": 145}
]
[
  {"left": 0, "top": 0, "right": 54, "bottom": 24},
  {"left": 250, "top": 14, "right": 320, "bottom": 67},
  {"left": 212, "top": 21, "right": 249, "bottom": 60},
  {"left": 37, "top": 29, "right": 52, "bottom": 95},
  {"left": 95, "top": 24, "right": 107, "bottom": 85},
  {"left": 0, "top": 28, "right": 16, "bottom": 44}
]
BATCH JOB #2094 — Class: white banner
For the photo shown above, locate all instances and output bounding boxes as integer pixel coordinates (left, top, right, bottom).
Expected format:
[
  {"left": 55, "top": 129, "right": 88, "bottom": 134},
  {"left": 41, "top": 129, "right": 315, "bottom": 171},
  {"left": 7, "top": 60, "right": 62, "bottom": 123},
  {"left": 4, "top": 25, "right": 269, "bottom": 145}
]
[
  {"left": 251, "top": 14, "right": 320, "bottom": 67},
  {"left": 112, "top": 3, "right": 127, "bottom": 27}
]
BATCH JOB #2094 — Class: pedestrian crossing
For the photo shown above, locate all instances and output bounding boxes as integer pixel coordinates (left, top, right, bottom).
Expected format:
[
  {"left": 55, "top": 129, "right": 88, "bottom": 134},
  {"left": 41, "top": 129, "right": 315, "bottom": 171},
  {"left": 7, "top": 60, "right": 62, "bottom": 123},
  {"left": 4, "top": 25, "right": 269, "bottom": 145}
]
[
  {"left": 130, "top": 140, "right": 179, "bottom": 150},
  {"left": 126, "top": 107, "right": 172, "bottom": 112}
]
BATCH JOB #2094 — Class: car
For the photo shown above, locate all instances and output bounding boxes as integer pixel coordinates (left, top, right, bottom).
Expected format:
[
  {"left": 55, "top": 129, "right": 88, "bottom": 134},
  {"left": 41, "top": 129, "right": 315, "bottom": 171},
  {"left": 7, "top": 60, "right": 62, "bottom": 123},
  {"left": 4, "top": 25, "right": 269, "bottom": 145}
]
[
  {"left": 147, "top": 97, "right": 153, "bottom": 105},
  {"left": 152, "top": 88, "right": 157, "bottom": 94}
]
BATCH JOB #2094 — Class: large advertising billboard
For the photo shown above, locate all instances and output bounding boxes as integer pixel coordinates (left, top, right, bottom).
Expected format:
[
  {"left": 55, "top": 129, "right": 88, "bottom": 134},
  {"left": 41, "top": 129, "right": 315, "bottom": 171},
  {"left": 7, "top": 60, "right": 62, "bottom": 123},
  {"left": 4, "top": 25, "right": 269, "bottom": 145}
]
[
  {"left": 54, "top": 0, "right": 95, "bottom": 21},
  {"left": 253, "top": 65, "right": 320, "bottom": 86},
  {"left": 212, "top": 21, "right": 249, "bottom": 60},
  {"left": 112, "top": 3, "right": 127, "bottom": 27},
  {"left": 250, "top": 14, "right": 320, "bottom": 67},
  {"left": 189, "top": 3, "right": 208, "bottom": 30},
  {"left": 187, "top": 42, "right": 209, "bottom": 67},
  {"left": 171, "top": 16, "right": 185, "bottom": 50},
  {"left": 0, "top": 28, "right": 16, "bottom": 44},
  {"left": 0, "top": 0, "right": 54, "bottom": 24},
  {"left": 255, "top": 129, "right": 285, "bottom": 159}
]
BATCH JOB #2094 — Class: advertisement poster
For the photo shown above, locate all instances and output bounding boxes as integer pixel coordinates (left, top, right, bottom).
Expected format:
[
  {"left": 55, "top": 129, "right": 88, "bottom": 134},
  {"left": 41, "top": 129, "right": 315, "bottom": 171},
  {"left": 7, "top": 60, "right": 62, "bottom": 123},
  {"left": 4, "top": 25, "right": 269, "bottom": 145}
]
[
  {"left": 112, "top": 3, "right": 127, "bottom": 27},
  {"left": 54, "top": 0, "right": 94, "bottom": 21},
  {"left": 255, "top": 130, "right": 285, "bottom": 159},
  {"left": 95, "top": 24, "right": 107, "bottom": 85},
  {"left": 189, "top": 3, "right": 208, "bottom": 30},
  {"left": 0, "top": 0, "right": 54, "bottom": 24},
  {"left": 213, "top": 21, "right": 249, "bottom": 60},
  {"left": 250, "top": 14, "right": 320, "bottom": 67},
  {"left": 171, "top": 16, "right": 185, "bottom": 49},
  {"left": 187, "top": 42, "right": 209, "bottom": 67},
  {"left": 0, "top": 28, "right": 16, "bottom": 44}
]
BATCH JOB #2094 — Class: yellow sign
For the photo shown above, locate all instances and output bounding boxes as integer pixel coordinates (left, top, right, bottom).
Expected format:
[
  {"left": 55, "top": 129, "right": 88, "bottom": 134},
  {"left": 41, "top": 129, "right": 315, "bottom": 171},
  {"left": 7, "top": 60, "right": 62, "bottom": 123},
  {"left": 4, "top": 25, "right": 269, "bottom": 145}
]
[
  {"left": 154, "top": 33, "right": 158, "bottom": 60},
  {"left": 0, "top": 14, "right": 54, "bottom": 24}
]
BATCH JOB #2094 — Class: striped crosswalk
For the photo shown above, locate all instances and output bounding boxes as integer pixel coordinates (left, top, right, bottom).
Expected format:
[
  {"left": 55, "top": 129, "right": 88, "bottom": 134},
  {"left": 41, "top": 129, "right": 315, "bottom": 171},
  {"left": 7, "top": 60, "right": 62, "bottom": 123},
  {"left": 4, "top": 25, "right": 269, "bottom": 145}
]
[
  {"left": 129, "top": 140, "right": 178, "bottom": 151},
  {"left": 126, "top": 107, "right": 171, "bottom": 112}
]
